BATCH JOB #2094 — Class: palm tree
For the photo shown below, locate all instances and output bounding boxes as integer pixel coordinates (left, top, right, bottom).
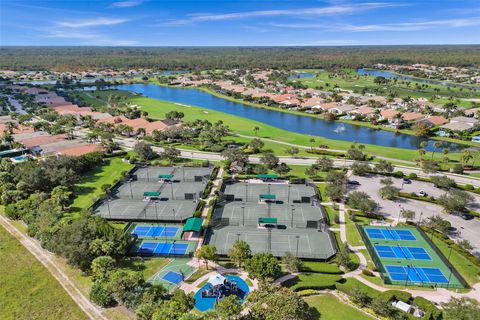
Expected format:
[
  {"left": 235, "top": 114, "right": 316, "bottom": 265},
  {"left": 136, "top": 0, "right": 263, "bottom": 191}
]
[
  {"left": 253, "top": 126, "right": 260, "bottom": 136},
  {"left": 462, "top": 150, "right": 473, "bottom": 166},
  {"left": 431, "top": 141, "right": 442, "bottom": 159},
  {"left": 309, "top": 138, "right": 315, "bottom": 151}
]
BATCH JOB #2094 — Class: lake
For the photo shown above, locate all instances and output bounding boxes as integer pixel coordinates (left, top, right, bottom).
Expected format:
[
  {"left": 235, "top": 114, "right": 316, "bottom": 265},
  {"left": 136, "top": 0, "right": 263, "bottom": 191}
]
[
  {"left": 96, "top": 83, "right": 467, "bottom": 152},
  {"left": 356, "top": 68, "right": 480, "bottom": 91}
]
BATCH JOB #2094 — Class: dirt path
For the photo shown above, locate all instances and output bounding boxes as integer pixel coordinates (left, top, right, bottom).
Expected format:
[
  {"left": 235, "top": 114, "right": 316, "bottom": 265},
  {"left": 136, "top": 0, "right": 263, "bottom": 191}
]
[{"left": 0, "top": 215, "right": 107, "bottom": 320}]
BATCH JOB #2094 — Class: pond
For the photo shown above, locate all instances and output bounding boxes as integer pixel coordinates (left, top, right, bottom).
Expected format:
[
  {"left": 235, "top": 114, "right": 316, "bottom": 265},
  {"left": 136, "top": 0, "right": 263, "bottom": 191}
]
[
  {"left": 90, "top": 83, "right": 467, "bottom": 152},
  {"left": 288, "top": 72, "right": 316, "bottom": 80},
  {"left": 356, "top": 68, "right": 480, "bottom": 91}
]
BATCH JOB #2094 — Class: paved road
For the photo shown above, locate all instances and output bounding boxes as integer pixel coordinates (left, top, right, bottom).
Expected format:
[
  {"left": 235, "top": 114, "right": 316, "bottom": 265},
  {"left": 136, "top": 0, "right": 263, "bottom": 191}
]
[
  {"left": 107, "top": 134, "right": 480, "bottom": 187},
  {"left": 348, "top": 174, "right": 480, "bottom": 257}
]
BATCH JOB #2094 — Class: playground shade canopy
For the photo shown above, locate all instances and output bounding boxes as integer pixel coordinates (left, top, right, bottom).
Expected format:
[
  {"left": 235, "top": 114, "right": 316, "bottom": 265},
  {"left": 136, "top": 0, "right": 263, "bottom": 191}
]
[
  {"left": 208, "top": 274, "right": 227, "bottom": 287},
  {"left": 143, "top": 191, "right": 161, "bottom": 197},
  {"left": 184, "top": 217, "right": 203, "bottom": 232},
  {"left": 256, "top": 174, "right": 278, "bottom": 179},
  {"left": 159, "top": 174, "right": 175, "bottom": 179}
]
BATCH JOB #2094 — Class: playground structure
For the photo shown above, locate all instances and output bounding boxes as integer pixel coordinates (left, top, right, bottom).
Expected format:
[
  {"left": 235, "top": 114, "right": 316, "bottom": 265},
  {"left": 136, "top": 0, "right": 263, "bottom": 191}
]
[{"left": 201, "top": 274, "right": 242, "bottom": 302}]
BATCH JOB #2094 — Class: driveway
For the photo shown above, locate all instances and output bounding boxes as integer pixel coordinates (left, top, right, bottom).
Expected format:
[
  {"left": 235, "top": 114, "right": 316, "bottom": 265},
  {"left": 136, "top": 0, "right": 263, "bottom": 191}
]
[{"left": 348, "top": 174, "right": 480, "bottom": 257}]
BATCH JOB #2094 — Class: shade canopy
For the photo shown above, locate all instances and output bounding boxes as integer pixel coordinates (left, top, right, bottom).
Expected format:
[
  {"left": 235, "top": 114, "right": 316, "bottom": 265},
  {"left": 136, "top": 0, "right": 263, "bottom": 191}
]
[
  {"left": 143, "top": 191, "right": 161, "bottom": 197},
  {"left": 184, "top": 217, "right": 203, "bottom": 232}
]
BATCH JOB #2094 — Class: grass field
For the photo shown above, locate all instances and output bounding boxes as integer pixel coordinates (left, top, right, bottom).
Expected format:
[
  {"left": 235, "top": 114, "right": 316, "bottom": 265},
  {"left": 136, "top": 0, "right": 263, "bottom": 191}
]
[
  {"left": 70, "top": 157, "right": 133, "bottom": 212},
  {"left": 294, "top": 69, "right": 479, "bottom": 102},
  {"left": 305, "top": 293, "right": 375, "bottom": 320},
  {"left": 429, "top": 234, "right": 480, "bottom": 286},
  {"left": 0, "top": 227, "right": 87, "bottom": 320}
]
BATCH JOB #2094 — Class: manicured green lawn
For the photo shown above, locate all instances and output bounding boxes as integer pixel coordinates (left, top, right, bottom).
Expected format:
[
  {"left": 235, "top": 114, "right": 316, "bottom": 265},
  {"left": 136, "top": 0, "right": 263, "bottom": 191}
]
[
  {"left": 70, "top": 157, "right": 133, "bottom": 212},
  {"left": 284, "top": 273, "right": 343, "bottom": 291},
  {"left": 126, "top": 94, "right": 464, "bottom": 164},
  {"left": 430, "top": 235, "right": 480, "bottom": 287},
  {"left": 301, "top": 261, "right": 343, "bottom": 274},
  {"left": 0, "top": 227, "right": 87, "bottom": 320},
  {"left": 323, "top": 205, "right": 338, "bottom": 227},
  {"left": 305, "top": 293, "right": 375, "bottom": 320}
]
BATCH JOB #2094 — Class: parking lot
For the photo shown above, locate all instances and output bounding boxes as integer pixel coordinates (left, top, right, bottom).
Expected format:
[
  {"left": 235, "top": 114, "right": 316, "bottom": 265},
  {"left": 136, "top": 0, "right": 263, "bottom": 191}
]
[{"left": 348, "top": 174, "right": 480, "bottom": 257}]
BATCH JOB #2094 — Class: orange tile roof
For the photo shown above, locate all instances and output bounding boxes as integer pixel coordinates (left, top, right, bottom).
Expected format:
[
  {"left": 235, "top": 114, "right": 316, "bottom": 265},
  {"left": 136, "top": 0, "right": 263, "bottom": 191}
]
[
  {"left": 426, "top": 116, "right": 448, "bottom": 126},
  {"left": 59, "top": 144, "right": 102, "bottom": 157},
  {"left": 121, "top": 118, "right": 150, "bottom": 129},
  {"left": 20, "top": 134, "right": 67, "bottom": 148},
  {"left": 97, "top": 115, "right": 129, "bottom": 124},
  {"left": 0, "top": 123, "right": 34, "bottom": 134},
  {"left": 380, "top": 109, "right": 399, "bottom": 119},
  {"left": 353, "top": 106, "right": 376, "bottom": 115},
  {"left": 402, "top": 112, "right": 424, "bottom": 121}
]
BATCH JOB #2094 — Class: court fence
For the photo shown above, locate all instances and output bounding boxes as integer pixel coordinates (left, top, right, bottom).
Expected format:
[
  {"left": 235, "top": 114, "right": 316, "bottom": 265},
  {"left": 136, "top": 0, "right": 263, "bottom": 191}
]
[
  {"left": 416, "top": 226, "right": 468, "bottom": 289},
  {"left": 357, "top": 224, "right": 466, "bottom": 289}
]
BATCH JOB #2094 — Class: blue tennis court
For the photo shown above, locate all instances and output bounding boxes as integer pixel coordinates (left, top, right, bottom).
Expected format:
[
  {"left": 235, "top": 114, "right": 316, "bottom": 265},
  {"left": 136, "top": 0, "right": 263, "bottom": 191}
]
[
  {"left": 138, "top": 242, "right": 189, "bottom": 255},
  {"left": 375, "top": 245, "right": 431, "bottom": 260},
  {"left": 132, "top": 225, "right": 179, "bottom": 238},
  {"left": 365, "top": 228, "right": 416, "bottom": 241},
  {"left": 163, "top": 271, "right": 184, "bottom": 284},
  {"left": 385, "top": 265, "right": 449, "bottom": 284}
]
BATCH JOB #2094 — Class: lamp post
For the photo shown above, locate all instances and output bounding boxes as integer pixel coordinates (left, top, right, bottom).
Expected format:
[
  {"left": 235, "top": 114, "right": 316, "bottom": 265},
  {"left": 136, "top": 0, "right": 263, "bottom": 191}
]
[
  {"left": 291, "top": 205, "right": 295, "bottom": 228},
  {"left": 245, "top": 183, "right": 248, "bottom": 202},
  {"left": 287, "top": 184, "right": 291, "bottom": 204},
  {"left": 146, "top": 164, "right": 150, "bottom": 182},
  {"left": 129, "top": 180, "right": 133, "bottom": 200},
  {"left": 446, "top": 245, "right": 454, "bottom": 289},
  {"left": 295, "top": 235, "right": 300, "bottom": 257},
  {"left": 154, "top": 202, "right": 158, "bottom": 220},
  {"left": 164, "top": 223, "right": 167, "bottom": 242},
  {"left": 106, "top": 198, "right": 111, "bottom": 219},
  {"left": 237, "top": 233, "right": 241, "bottom": 242},
  {"left": 170, "top": 182, "right": 174, "bottom": 200},
  {"left": 173, "top": 208, "right": 176, "bottom": 220},
  {"left": 418, "top": 212, "right": 423, "bottom": 224},
  {"left": 241, "top": 204, "right": 245, "bottom": 227}
]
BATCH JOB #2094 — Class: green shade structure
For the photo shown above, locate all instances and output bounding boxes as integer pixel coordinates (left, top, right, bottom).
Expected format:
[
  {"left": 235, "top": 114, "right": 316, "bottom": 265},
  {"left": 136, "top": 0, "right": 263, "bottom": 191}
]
[
  {"left": 258, "top": 217, "right": 278, "bottom": 224},
  {"left": 143, "top": 191, "right": 161, "bottom": 197},
  {"left": 183, "top": 217, "right": 203, "bottom": 232},
  {"left": 259, "top": 194, "right": 276, "bottom": 200},
  {"left": 256, "top": 174, "right": 278, "bottom": 179},
  {"left": 158, "top": 174, "right": 174, "bottom": 179}
]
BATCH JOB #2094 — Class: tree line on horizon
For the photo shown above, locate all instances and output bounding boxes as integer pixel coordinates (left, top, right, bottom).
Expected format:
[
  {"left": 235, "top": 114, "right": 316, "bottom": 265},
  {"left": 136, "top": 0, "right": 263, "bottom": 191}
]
[{"left": 0, "top": 45, "right": 479, "bottom": 71}]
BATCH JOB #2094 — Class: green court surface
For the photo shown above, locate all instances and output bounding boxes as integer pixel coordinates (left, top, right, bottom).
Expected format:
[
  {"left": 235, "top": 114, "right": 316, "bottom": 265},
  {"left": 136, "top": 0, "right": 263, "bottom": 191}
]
[
  {"left": 126, "top": 222, "right": 184, "bottom": 240},
  {"left": 359, "top": 225, "right": 465, "bottom": 289},
  {"left": 148, "top": 258, "right": 195, "bottom": 292},
  {"left": 130, "top": 238, "right": 196, "bottom": 257}
]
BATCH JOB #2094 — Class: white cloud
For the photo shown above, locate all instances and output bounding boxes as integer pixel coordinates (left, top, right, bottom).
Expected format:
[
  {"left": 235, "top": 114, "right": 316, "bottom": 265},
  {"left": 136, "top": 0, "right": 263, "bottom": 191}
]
[
  {"left": 57, "top": 17, "right": 129, "bottom": 28},
  {"left": 271, "top": 18, "right": 480, "bottom": 32},
  {"left": 110, "top": 0, "right": 143, "bottom": 8},
  {"left": 45, "top": 30, "right": 136, "bottom": 46},
  {"left": 159, "top": 2, "right": 396, "bottom": 26}
]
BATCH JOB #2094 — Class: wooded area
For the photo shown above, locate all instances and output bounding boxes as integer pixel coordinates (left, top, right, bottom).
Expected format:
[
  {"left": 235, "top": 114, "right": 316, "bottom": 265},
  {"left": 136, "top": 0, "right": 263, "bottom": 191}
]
[{"left": 1, "top": 46, "right": 479, "bottom": 71}]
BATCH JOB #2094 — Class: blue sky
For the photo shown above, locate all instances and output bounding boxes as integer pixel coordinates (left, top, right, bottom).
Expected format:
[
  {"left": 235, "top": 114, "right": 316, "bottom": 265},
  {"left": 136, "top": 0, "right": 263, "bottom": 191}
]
[{"left": 1, "top": 0, "right": 479, "bottom": 46}]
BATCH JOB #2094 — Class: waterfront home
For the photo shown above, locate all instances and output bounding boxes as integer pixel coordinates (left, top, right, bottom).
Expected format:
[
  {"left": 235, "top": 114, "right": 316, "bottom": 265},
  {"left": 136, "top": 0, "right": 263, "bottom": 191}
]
[
  {"left": 349, "top": 106, "right": 377, "bottom": 119},
  {"left": 329, "top": 104, "right": 357, "bottom": 115},
  {"left": 380, "top": 109, "right": 399, "bottom": 121},
  {"left": 424, "top": 115, "right": 448, "bottom": 126},
  {"left": 402, "top": 112, "right": 425, "bottom": 122},
  {"left": 441, "top": 116, "right": 480, "bottom": 132}
]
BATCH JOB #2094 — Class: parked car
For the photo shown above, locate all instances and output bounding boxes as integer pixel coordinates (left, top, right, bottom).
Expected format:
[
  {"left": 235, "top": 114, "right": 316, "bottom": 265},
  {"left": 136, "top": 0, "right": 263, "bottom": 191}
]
[
  {"left": 402, "top": 178, "right": 412, "bottom": 184},
  {"left": 348, "top": 180, "right": 361, "bottom": 185},
  {"left": 460, "top": 212, "right": 474, "bottom": 220},
  {"left": 417, "top": 190, "right": 428, "bottom": 197}
]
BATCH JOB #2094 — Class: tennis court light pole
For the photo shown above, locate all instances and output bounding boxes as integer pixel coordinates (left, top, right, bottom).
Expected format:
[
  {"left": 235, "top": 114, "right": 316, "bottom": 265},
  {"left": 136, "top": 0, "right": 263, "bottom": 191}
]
[
  {"left": 241, "top": 204, "right": 245, "bottom": 226},
  {"left": 129, "top": 180, "right": 133, "bottom": 200},
  {"left": 107, "top": 198, "right": 111, "bottom": 219},
  {"left": 237, "top": 233, "right": 241, "bottom": 242},
  {"left": 291, "top": 205, "right": 295, "bottom": 228},
  {"left": 245, "top": 184, "right": 248, "bottom": 202},
  {"left": 164, "top": 223, "right": 167, "bottom": 242},
  {"left": 295, "top": 236, "right": 300, "bottom": 257},
  {"left": 418, "top": 212, "right": 423, "bottom": 224},
  {"left": 154, "top": 202, "right": 158, "bottom": 220},
  {"left": 288, "top": 185, "right": 291, "bottom": 203},
  {"left": 146, "top": 165, "right": 150, "bottom": 182},
  {"left": 404, "top": 265, "right": 410, "bottom": 288},
  {"left": 171, "top": 182, "right": 174, "bottom": 200}
]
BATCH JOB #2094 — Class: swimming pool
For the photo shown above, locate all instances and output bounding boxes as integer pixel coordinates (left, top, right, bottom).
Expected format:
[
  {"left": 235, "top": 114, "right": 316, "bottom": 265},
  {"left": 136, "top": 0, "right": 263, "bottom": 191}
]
[{"left": 194, "top": 275, "right": 250, "bottom": 312}]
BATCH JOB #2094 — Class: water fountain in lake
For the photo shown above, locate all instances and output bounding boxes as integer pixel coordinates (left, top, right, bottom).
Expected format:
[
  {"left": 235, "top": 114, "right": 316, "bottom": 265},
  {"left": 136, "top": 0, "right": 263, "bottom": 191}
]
[{"left": 334, "top": 124, "right": 346, "bottom": 133}]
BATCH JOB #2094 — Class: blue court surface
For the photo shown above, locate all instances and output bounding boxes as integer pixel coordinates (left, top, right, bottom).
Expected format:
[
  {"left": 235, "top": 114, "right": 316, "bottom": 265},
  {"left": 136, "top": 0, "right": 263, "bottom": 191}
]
[
  {"left": 385, "top": 265, "right": 449, "bottom": 284},
  {"left": 132, "top": 225, "right": 179, "bottom": 238},
  {"left": 138, "top": 242, "right": 189, "bottom": 255},
  {"left": 375, "top": 245, "right": 431, "bottom": 260},
  {"left": 365, "top": 228, "right": 416, "bottom": 241},
  {"left": 163, "top": 271, "right": 184, "bottom": 284}
]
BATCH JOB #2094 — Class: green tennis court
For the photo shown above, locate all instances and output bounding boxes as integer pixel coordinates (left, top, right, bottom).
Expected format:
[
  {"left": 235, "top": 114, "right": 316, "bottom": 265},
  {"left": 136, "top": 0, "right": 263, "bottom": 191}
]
[
  {"left": 359, "top": 225, "right": 466, "bottom": 289},
  {"left": 148, "top": 258, "right": 195, "bottom": 292}
]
